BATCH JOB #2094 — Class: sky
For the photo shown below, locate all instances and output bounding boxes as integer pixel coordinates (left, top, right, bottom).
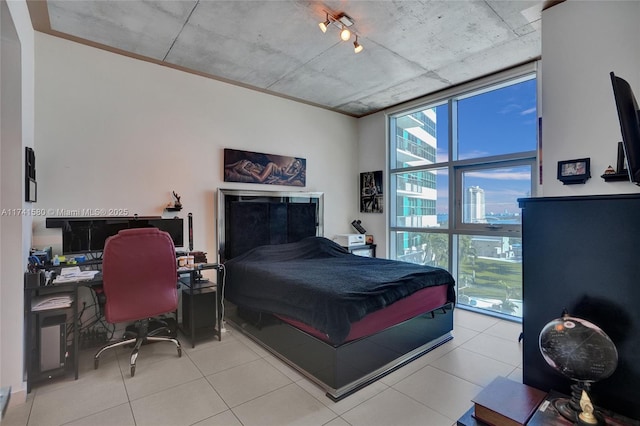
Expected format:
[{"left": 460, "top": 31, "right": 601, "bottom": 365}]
[{"left": 430, "top": 78, "right": 537, "bottom": 216}]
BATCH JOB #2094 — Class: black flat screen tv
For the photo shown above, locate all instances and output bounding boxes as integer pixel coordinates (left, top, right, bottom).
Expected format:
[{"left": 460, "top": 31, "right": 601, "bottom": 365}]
[{"left": 610, "top": 72, "right": 640, "bottom": 185}]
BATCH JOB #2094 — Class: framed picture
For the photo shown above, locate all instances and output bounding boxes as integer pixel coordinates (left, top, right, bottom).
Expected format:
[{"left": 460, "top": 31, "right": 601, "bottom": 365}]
[
  {"left": 360, "top": 171, "right": 383, "bottom": 213},
  {"left": 557, "top": 158, "right": 591, "bottom": 185},
  {"left": 223, "top": 148, "right": 306, "bottom": 187}
]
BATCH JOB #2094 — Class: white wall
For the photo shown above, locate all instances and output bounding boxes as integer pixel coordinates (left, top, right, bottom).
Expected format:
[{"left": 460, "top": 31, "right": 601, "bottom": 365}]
[
  {"left": 357, "top": 111, "right": 387, "bottom": 256},
  {"left": 1, "top": 0, "right": 34, "bottom": 405},
  {"left": 33, "top": 33, "right": 360, "bottom": 257},
  {"left": 541, "top": 0, "right": 640, "bottom": 196}
]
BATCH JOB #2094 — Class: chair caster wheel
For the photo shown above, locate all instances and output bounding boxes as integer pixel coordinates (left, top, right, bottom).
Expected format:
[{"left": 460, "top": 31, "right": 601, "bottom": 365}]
[
  {"left": 94, "top": 359, "right": 99, "bottom": 369},
  {"left": 130, "top": 365, "right": 135, "bottom": 377}
]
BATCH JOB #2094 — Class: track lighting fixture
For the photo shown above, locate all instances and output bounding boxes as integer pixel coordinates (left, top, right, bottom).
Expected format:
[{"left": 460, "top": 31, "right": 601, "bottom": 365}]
[
  {"left": 319, "top": 12, "right": 330, "bottom": 33},
  {"left": 340, "top": 26, "right": 351, "bottom": 41},
  {"left": 317, "top": 10, "right": 364, "bottom": 54},
  {"left": 353, "top": 35, "right": 363, "bottom": 53}
]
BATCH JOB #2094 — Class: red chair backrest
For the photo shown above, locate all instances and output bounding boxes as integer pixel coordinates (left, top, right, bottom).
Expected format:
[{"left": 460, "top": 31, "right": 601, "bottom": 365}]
[{"left": 102, "top": 228, "right": 178, "bottom": 323}]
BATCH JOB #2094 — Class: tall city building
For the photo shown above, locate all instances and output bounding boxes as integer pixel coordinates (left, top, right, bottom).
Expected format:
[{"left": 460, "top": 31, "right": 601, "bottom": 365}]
[
  {"left": 464, "top": 185, "right": 486, "bottom": 223},
  {"left": 394, "top": 109, "right": 438, "bottom": 230},
  {"left": 392, "top": 109, "right": 440, "bottom": 260}
]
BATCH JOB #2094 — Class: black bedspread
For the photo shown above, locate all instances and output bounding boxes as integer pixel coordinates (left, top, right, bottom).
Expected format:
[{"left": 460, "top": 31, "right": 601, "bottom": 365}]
[{"left": 223, "top": 236, "right": 455, "bottom": 345}]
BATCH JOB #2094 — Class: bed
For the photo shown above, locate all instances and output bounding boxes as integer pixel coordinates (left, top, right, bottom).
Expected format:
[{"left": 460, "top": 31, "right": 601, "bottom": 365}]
[{"left": 217, "top": 189, "right": 455, "bottom": 400}]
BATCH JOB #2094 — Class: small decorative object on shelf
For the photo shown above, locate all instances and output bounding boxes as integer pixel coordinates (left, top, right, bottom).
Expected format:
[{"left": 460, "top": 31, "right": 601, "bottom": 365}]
[
  {"left": 166, "top": 191, "right": 182, "bottom": 211},
  {"left": 557, "top": 158, "right": 591, "bottom": 184},
  {"left": 578, "top": 390, "right": 598, "bottom": 425},
  {"left": 602, "top": 142, "right": 631, "bottom": 182}
]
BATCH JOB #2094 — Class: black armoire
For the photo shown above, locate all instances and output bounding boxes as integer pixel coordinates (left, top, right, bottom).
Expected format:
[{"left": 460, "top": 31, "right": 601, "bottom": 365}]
[{"left": 519, "top": 194, "right": 640, "bottom": 420}]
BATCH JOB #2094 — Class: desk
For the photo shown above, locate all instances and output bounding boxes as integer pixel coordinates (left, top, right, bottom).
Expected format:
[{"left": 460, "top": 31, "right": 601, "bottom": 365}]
[
  {"left": 24, "top": 274, "right": 102, "bottom": 393},
  {"left": 178, "top": 263, "right": 223, "bottom": 348}
]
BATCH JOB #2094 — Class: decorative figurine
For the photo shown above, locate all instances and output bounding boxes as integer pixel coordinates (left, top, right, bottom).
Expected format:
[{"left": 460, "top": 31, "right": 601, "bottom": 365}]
[
  {"left": 578, "top": 390, "right": 599, "bottom": 425},
  {"left": 603, "top": 165, "right": 616, "bottom": 175},
  {"left": 172, "top": 191, "right": 182, "bottom": 209},
  {"left": 166, "top": 191, "right": 182, "bottom": 211}
]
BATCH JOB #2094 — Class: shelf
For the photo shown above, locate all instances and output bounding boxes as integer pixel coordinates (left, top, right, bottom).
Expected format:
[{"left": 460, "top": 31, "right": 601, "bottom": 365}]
[{"left": 601, "top": 172, "right": 629, "bottom": 182}]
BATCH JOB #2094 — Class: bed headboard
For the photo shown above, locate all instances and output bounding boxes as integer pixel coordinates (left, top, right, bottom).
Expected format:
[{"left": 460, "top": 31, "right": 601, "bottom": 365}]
[{"left": 217, "top": 189, "right": 324, "bottom": 263}]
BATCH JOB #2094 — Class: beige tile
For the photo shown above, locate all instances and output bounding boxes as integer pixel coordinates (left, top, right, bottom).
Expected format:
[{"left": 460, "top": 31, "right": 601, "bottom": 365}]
[
  {"left": 431, "top": 347, "right": 515, "bottom": 387},
  {"left": 454, "top": 309, "right": 500, "bottom": 332},
  {"left": 483, "top": 320, "right": 523, "bottom": 341},
  {"left": 323, "top": 417, "right": 351, "bottom": 426},
  {"left": 296, "top": 375, "right": 388, "bottom": 415},
  {"left": 450, "top": 324, "right": 480, "bottom": 347},
  {"left": 123, "top": 354, "right": 203, "bottom": 401},
  {"left": 2, "top": 393, "right": 33, "bottom": 426},
  {"left": 229, "top": 328, "right": 272, "bottom": 358},
  {"left": 192, "top": 410, "right": 243, "bottom": 426},
  {"left": 460, "top": 333, "right": 523, "bottom": 366},
  {"left": 231, "top": 383, "right": 336, "bottom": 426},
  {"left": 130, "top": 378, "right": 227, "bottom": 426},
  {"left": 188, "top": 340, "right": 261, "bottom": 376},
  {"left": 379, "top": 343, "right": 453, "bottom": 386},
  {"left": 27, "top": 370, "right": 128, "bottom": 426},
  {"left": 392, "top": 365, "right": 482, "bottom": 421},
  {"left": 20, "top": 308, "right": 533, "bottom": 426},
  {"left": 263, "top": 354, "right": 306, "bottom": 382},
  {"left": 341, "top": 387, "right": 452, "bottom": 426},
  {"left": 507, "top": 367, "right": 523, "bottom": 383},
  {"left": 63, "top": 402, "right": 135, "bottom": 426},
  {"left": 206, "top": 358, "right": 292, "bottom": 407}
]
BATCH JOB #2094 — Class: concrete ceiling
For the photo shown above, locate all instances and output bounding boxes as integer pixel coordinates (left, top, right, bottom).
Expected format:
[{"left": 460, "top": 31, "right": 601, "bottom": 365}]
[{"left": 28, "top": 0, "right": 553, "bottom": 117}]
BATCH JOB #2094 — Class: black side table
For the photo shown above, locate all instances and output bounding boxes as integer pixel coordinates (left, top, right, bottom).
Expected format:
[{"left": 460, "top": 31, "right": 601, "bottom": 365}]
[{"left": 178, "top": 263, "right": 223, "bottom": 347}]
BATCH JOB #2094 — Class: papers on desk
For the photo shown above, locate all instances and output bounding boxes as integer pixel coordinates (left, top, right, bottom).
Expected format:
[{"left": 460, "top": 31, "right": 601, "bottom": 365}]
[
  {"left": 52, "top": 266, "right": 99, "bottom": 284},
  {"left": 31, "top": 294, "right": 72, "bottom": 311}
]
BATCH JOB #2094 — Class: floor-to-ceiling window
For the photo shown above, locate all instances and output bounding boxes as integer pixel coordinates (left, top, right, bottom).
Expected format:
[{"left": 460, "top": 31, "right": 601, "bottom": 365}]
[{"left": 389, "top": 65, "right": 537, "bottom": 319}]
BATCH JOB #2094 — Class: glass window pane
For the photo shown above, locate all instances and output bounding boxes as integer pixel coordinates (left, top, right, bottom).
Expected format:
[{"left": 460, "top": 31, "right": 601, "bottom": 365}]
[
  {"left": 461, "top": 165, "right": 531, "bottom": 225},
  {"left": 394, "top": 168, "right": 448, "bottom": 228},
  {"left": 392, "top": 231, "right": 449, "bottom": 269},
  {"left": 456, "top": 234, "right": 522, "bottom": 318},
  {"left": 457, "top": 79, "right": 536, "bottom": 160},
  {"left": 392, "top": 104, "right": 448, "bottom": 168}
]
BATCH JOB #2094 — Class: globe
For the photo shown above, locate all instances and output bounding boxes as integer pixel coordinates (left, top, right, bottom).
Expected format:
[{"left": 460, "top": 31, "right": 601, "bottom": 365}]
[{"left": 539, "top": 314, "right": 618, "bottom": 382}]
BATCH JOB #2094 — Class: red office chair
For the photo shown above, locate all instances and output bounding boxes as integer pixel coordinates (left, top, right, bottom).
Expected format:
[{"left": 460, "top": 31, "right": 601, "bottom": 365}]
[{"left": 94, "top": 228, "right": 181, "bottom": 376}]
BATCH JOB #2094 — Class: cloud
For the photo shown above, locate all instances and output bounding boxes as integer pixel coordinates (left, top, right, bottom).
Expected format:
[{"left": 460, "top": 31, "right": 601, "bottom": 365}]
[
  {"left": 499, "top": 103, "right": 522, "bottom": 114},
  {"left": 465, "top": 170, "right": 531, "bottom": 180},
  {"left": 520, "top": 107, "right": 536, "bottom": 116}
]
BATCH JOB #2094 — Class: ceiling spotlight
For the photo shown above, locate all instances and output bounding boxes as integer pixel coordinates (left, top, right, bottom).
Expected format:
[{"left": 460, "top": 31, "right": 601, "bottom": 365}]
[
  {"left": 353, "top": 36, "right": 363, "bottom": 53},
  {"left": 319, "top": 13, "right": 330, "bottom": 33},
  {"left": 340, "top": 26, "right": 351, "bottom": 41}
]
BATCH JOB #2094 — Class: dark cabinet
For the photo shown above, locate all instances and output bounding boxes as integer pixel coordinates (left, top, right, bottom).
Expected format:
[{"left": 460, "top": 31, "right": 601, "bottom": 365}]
[{"left": 519, "top": 194, "right": 640, "bottom": 420}]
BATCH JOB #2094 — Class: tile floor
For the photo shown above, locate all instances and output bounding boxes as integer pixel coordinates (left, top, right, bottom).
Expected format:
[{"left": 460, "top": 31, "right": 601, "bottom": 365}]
[{"left": 3, "top": 309, "right": 523, "bottom": 426}]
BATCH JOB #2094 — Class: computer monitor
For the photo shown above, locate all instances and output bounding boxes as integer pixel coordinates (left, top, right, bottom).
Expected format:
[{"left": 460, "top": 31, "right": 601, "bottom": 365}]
[
  {"left": 129, "top": 218, "right": 184, "bottom": 248},
  {"left": 149, "top": 218, "right": 184, "bottom": 248},
  {"left": 60, "top": 217, "right": 184, "bottom": 254}
]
